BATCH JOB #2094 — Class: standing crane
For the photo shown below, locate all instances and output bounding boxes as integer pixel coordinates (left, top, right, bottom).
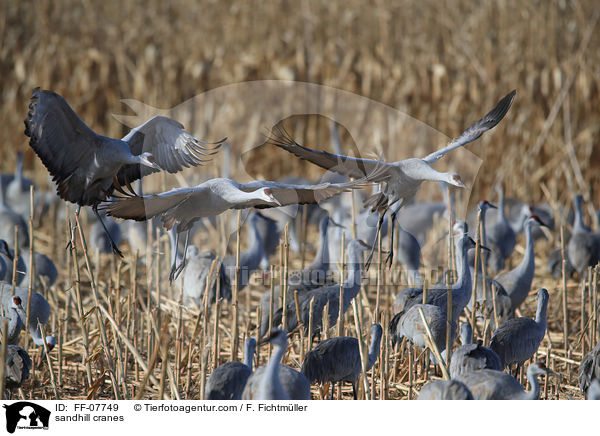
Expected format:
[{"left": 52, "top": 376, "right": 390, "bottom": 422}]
[
  {"left": 578, "top": 340, "right": 600, "bottom": 395},
  {"left": 301, "top": 324, "right": 382, "bottom": 399},
  {"left": 449, "top": 322, "right": 502, "bottom": 378},
  {"left": 242, "top": 329, "right": 311, "bottom": 400},
  {"left": 417, "top": 380, "right": 473, "bottom": 400},
  {"left": 490, "top": 288, "right": 549, "bottom": 373},
  {"left": 495, "top": 215, "right": 548, "bottom": 312},
  {"left": 567, "top": 195, "right": 600, "bottom": 276},
  {"left": 455, "top": 361, "right": 557, "bottom": 400},
  {"left": 205, "top": 338, "right": 256, "bottom": 400}
]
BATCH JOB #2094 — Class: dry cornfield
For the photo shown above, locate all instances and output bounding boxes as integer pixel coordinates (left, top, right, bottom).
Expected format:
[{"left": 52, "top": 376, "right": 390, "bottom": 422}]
[{"left": 0, "top": 0, "right": 599, "bottom": 400}]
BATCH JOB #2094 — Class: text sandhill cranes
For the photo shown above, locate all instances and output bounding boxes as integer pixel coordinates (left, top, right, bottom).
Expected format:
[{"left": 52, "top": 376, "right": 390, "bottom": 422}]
[
  {"left": 267, "top": 90, "right": 516, "bottom": 266},
  {"left": 24, "top": 88, "right": 225, "bottom": 256}
]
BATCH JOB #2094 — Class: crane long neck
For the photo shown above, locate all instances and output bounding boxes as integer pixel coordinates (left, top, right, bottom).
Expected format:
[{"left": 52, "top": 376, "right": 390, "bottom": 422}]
[
  {"left": 518, "top": 223, "right": 535, "bottom": 273},
  {"left": 343, "top": 244, "right": 363, "bottom": 299},
  {"left": 498, "top": 189, "right": 509, "bottom": 224},
  {"left": 366, "top": 329, "right": 383, "bottom": 371},
  {"left": 535, "top": 296, "right": 548, "bottom": 329},
  {"left": 15, "top": 154, "right": 24, "bottom": 188},
  {"left": 522, "top": 370, "right": 541, "bottom": 400},
  {"left": 242, "top": 218, "right": 264, "bottom": 269},
  {"left": 574, "top": 199, "right": 587, "bottom": 233},
  {"left": 310, "top": 219, "right": 330, "bottom": 270},
  {"left": 262, "top": 340, "right": 287, "bottom": 398},
  {"left": 243, "top": 340, "right": 255, "bottom": 371}
]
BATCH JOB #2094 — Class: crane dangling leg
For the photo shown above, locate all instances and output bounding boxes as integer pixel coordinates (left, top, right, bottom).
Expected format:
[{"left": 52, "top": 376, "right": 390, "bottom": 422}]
[
  {"left": 384, "top": 210, "right": 398, "bottom": 267},
  {"left": 92, "top": 204, "right": 123, "bottom": 258},
  {"left": 169, "top": 229, "right": 191, "bottom": 282},
  {"left": 365, "top": 207, "right": 390, "bottom": 270}
]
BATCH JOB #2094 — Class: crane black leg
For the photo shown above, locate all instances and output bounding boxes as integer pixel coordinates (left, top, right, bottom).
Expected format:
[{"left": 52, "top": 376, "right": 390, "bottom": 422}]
[
  {"left": 330, "top": 382, "right": 335, "bottom": 400},
  {"left": 365, "top": 208, "right": 389, "bottom": 270},
  {"left": 92, "top": 204, "right": 123, "bottom": 258},
  {"left": 384, "top": 210, "right": 398, "bottom": 267},
  {"left": 352, "top": 381, "right": 357, "bottom": 400},
  {"left": 170, "top": 229, "right": 190, "bottom": 282}
]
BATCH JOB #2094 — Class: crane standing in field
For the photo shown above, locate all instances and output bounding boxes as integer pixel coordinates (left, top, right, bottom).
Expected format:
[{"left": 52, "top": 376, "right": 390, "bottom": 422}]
[
  {"left": 449, "top": 322, "right": 502, "bottom": 378},
  {"left": 455, "top": 361, "right": 557, "bottom": 400},
  {"left": 24, "top": 87, "right": 224, "bottom": 256},
  {"left": 205, "top": 338, "right": 256, "bottom": 400},
  {"left": 242, "top": 329, "right": 311, "bottom": 400},
  {"left": 490, "top": 288, "right": 549, "bottom": 374},
  {"left": 267, "top": 90, "right": 516, "bottom": 266},
  {"left": 301, "top": 324, "right": 382, "bottom": 399}
]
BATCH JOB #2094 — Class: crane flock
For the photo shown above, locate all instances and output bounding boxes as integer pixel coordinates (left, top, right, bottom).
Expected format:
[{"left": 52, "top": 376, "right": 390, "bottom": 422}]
[{"left": 0, "top": 86, "right": 598, "bottom": 401}]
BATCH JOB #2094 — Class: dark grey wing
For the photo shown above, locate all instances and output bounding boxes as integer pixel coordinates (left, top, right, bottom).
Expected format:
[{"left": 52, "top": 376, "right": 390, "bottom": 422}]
[
  {"left": 423, "top": 90, "right": 516, "bottom": 164},
  {"left": 24, "top": 88, "right": 101, "bottom": 198},
  {"left": 117, "top": 116, "right": 224, "bottom": 185},
  {"left": 266, "top": 126, "right": 392, "bottom": 181}
]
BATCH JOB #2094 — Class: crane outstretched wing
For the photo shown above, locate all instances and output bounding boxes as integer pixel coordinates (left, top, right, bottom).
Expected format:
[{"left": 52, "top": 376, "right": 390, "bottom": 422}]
[
  {"left": 117, "top": 116, "right": 225, "bottom": 184},
  {"left": 101, "top": 186, "right": 201, "bottom": 222},
  {"left": 236, "top": 163, "right": 387, "bottom": 208},
  {"left": 266, "top": 126, "right": 392, "bottom": 182},
  {"left": 422, "top": 90, "right": 516, "bottom": 164},
  {"left": 24, "top": 88, "right": 100, "bottom": 186}
]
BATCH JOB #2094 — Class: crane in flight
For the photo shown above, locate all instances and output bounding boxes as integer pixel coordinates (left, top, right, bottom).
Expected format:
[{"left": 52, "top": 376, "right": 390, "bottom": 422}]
[
  {"left": 24, "top": 87, "right": 224, "bottom": 256},
  {"left": 267, "top": 90, "right": 516, "bottom": 266}
]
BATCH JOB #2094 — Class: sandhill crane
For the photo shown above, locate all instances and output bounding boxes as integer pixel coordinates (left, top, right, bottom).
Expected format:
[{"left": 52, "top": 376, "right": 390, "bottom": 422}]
[
  {"left": 455, "top": 361, "right": 556, "bottom": 400},
  {"left": 24, "top": 87, "right": 224, "bottom": 256},
  {"left": 271, "top": 239, "right": 368, "bottom": 336},
  {"left": 0, "top": 296, "right": 25, "bottom": 344},
  {"left": 259, "top": 215, "right": 336, "bottom": 337},
  {"left": 4, "top": 345, "right": 31, "bottom": 390},
  {"left": 104, "top": 170, "right": 380, "bottom": 277},
  {"left": 495, "top": 215, "right": 547, "bottom": 312},
  {"left": 301, "top": 324, "right": 382, "bottom": 399},
  {"left": 267, "top": 90, "right": 515, "bottom": 265},
  {"left": 449, "top": 322, "right": 502, "bottom": 378},
  {"left": 389, "top": 303, "right": 453, "bottom": 361},
  {"left": 394, "top": 234, "right": 475, "bottom": 326},
  {"left": 205, "top": 338, "right": 256, "bottom": 400},
  {"left": 23, "top": 251, "right": 58, "bottom": 288},
  {"left": 417, "top": 380, "right": 474, "bottom": 400},
  {"left": 587, "top": 379, "right": 600, "bottom": 400},
  {"left": 0, "top": 173, "right": 28, "bottom": 250},
  {"left": 242, "top": 329, "right": 311, "bottom": 400},
  {"left": 578, "top": 340, "right": 600, "bottom": 395},
  {"left": 0, "top": 283, "right": 55, "bottom": 350},
  {"left": 0, "top": 240, "right": 26, "bottom": 285},
  {"left": 486, "top": 183, "right": 517, "bottom": 273},
  {"left": 567, "top": 195, "right": 600, "bottom": 276},
  {"left": 253, "top": 212, "right": 280, "bottom": 267},
  {"left": 6, "top": 152, "right": 37, "bottom": 218},
  {"left": 490, "top": 288, "right": 549, "bottom": 372},
  {"left": 395, "top": 224, "right": 422, "bottom": 285},
  {"left": 217, "top": 212, "right": 267, "bottom": 297}
]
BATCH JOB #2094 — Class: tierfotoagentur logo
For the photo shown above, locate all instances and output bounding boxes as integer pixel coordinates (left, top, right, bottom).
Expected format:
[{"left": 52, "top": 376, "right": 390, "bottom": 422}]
[{"left": 3, "top": 402, "right": 50, "bottom": 433}]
